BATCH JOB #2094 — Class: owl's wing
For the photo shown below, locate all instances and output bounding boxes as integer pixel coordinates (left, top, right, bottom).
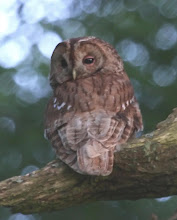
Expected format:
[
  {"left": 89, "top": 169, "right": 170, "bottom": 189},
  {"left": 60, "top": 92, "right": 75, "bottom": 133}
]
[
  {"left": 45, "top": 85, "right": 143, "bottom": 176},
  {"left": 58, "top": 111, "right": 128, "bottom": 176},
  {"left": 73, "top": 102, "right": 142, "bottom": 176},
  {"left": 77, "top": 111, "right": 128, "bottom": 175}
]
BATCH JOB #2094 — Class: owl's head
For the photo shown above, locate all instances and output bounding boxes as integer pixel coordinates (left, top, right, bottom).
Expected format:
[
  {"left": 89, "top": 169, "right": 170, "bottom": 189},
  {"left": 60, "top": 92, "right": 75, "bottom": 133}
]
[{"left": 50, "top": 36, "right": 123, "bottom": 87}]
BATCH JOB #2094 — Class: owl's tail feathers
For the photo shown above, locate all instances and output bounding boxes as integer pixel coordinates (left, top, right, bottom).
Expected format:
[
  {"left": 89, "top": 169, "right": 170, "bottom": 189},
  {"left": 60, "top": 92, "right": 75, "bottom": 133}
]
[{"left": 77, "top": 139, "right": 114, "bottom": 176}]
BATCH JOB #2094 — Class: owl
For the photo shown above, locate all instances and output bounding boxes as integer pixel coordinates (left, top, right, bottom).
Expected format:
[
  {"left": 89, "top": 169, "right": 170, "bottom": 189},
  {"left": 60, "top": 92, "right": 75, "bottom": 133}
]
[{"left": 44, "top": 36, "right": 143, "bottom": 176}]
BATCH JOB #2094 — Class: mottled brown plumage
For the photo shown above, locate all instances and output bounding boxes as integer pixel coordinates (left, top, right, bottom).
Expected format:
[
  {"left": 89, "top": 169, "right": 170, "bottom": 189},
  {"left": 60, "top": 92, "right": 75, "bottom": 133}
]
[{"left": 44, "top": 36, "right": 143, "bottom": 176}]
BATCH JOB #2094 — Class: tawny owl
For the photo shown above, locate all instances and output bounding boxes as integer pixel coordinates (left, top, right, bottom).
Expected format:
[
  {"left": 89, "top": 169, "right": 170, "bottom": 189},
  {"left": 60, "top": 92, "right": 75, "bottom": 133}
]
[{"left": 44, "top": 36, "right": 143, "bottom": 176}]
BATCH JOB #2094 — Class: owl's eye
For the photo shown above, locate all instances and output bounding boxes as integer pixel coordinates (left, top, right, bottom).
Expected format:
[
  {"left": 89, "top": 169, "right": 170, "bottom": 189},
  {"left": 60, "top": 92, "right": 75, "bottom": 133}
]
[
  {"left": 61, "top": 58, "right": 68, "bottom": 68},
  {"left": 83, "top": 56, "right": 95, "bottom": 65}
]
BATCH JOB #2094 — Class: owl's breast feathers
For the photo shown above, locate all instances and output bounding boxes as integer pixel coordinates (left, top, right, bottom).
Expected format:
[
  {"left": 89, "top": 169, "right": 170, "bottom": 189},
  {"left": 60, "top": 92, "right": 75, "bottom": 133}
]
[{"left": 44, "top": 73, "right": 143, "bottom": 175}]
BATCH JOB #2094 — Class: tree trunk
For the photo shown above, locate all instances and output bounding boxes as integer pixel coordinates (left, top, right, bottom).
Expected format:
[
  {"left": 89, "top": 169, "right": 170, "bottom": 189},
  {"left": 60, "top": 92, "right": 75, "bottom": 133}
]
[{"left": 0, "top": 108, "right": 177, "bottom": 214}]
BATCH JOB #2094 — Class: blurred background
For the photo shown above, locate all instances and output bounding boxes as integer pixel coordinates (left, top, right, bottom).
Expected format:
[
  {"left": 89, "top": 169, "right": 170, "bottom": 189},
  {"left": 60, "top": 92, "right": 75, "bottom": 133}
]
[{"left": 0, "top": 0, "right": 177, "bottom": 219}]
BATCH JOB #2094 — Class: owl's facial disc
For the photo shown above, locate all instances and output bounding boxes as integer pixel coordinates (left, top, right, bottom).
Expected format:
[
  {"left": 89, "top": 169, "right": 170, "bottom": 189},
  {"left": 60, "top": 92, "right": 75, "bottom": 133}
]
[
  {"left": 72, "top": 56, "right": 96, "bottom": 80},
  {"left": 72, "top": 42, "right": 105, "bottom": 79}
]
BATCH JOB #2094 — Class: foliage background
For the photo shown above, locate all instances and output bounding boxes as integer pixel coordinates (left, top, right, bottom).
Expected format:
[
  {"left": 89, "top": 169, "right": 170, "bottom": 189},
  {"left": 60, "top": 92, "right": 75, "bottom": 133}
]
[{"left": 0, "top": 0, "right": 177, "bottom": 219}]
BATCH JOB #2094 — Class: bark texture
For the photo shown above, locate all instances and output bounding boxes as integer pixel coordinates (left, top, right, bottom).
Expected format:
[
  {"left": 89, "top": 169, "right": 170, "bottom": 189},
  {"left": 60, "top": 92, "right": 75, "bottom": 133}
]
[{"left": 0, "top": 108, "right": 177, "bottom": 214}]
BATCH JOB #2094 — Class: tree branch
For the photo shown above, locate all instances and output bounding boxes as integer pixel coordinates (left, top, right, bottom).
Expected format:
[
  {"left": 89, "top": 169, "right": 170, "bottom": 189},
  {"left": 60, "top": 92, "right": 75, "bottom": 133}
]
[{"left": 0, "top": 108, "right": 177, "bottom": 214}]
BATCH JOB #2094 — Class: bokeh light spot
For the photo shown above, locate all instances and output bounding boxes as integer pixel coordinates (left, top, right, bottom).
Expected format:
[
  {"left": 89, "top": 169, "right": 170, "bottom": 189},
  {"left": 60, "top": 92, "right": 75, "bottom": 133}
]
[
  {"left": 153, "top": 65, "right": 176, "bottom": 87},
  {"left": 80, "top": 0, "right": 101, "bottom": 14},
  {"left": 0, "top": 117, "right": 16, "bottom": 133},
  {"left": 160, "top": 0, "right": 177, "bottom": 19},
  {"left": 62, "top": 20, "right": 86, "bottom": 39},
  {"left": 21, "top": 0, "right": 45, "bottom": 24},
  {"left": 33, "top": 147, "right": 55, "bottom": 164},
  {"left": 1, "top": 151, "right": 22, "bottom": 169},
  {"left": 21, "top": 165, "right": 39, "bottom": 175},
  {"left": 37, "top": 32, "right": 62, "bottom": 58},
  {"left": 155, "top": 24, "right": 177, "bottom": 50},
  {"left": 116, "top": 39, "right": 149, "bottom": 66},
  {"left": 155, "top": 196, "right": 172, "bottom": 202},
  {"left": 0, "top": 11, "right": 20, "bottom": 38},
  {"left": 13, "top": 68, "right": 51, "bottom": 103},
  {"left": 0, "top": 36, "right": 31, "bottom": 68},
  {"left": 8, "top": 214, "right": 36, "bottom": 220},
  {"left": 124, "top": 0, "right": 141, "bottom": 11}
]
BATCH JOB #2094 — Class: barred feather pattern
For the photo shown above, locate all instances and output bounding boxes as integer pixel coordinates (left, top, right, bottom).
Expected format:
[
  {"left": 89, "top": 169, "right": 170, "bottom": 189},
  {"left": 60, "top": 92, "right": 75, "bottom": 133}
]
[{"left": 44, "top": 37, "right": 143, "bottom": 176}]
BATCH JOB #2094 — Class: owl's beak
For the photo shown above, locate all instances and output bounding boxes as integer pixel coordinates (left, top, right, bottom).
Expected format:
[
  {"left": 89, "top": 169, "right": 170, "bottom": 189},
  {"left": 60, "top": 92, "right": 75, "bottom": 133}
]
[{"left": 72, "top": 69, "right": 77, "bottom": 80}]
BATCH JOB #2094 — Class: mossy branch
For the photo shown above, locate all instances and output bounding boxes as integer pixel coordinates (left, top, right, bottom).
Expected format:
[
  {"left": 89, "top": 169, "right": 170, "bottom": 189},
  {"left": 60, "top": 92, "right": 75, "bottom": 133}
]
[{"left": 0, "top": 108, "right": 177, "bottom": 214}]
